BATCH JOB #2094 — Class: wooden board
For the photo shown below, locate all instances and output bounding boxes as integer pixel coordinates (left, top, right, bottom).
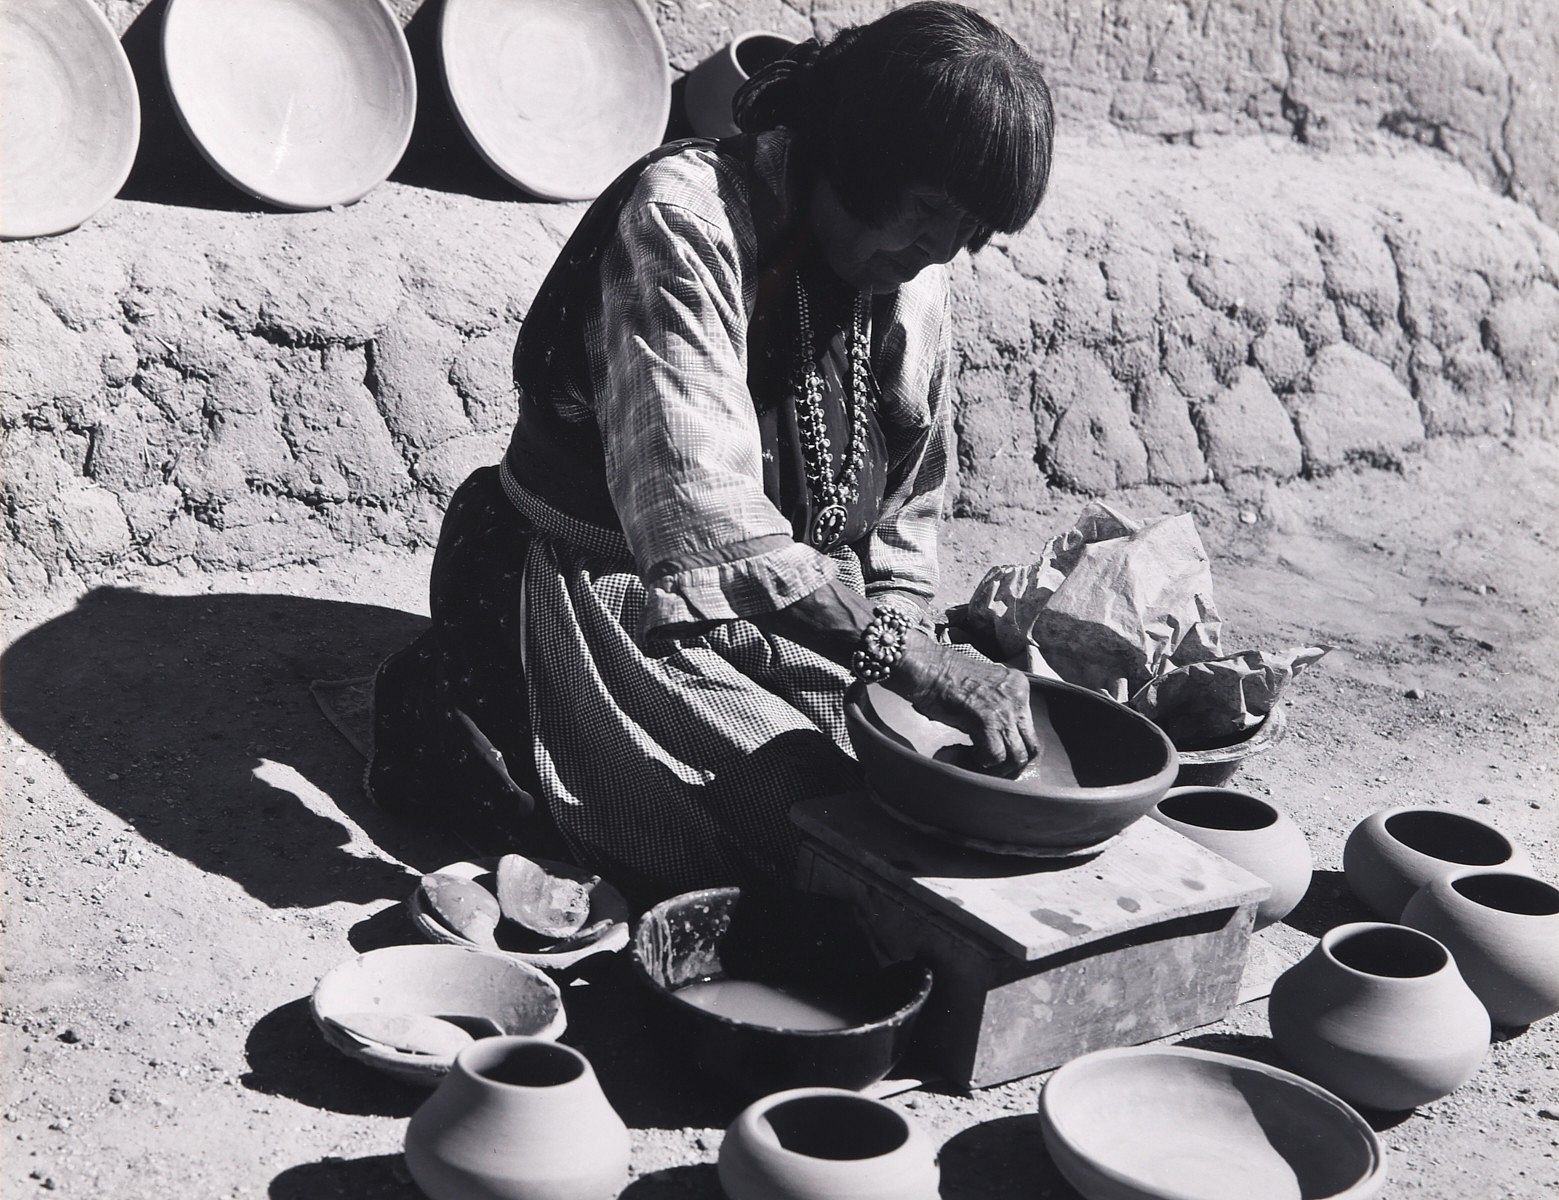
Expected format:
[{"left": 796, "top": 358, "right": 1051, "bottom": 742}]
[{"left": 790, "top": 794, "right": 1269, "bottom": 962}]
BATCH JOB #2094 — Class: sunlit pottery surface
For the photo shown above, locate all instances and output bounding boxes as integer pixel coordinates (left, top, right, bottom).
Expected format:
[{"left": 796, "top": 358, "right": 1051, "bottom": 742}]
[
  {"left": 405, "top": 1038, "right": 629, "bottom": 1200},
  {"left": 1269, "top": 923, "right": 1490, "bottom": 1111},
  {"left": 1403, "top": 869, "right": 1559, "bottom": 1027},
  {"left": 843, "top": 674, "right": 1178, "bottom": 854},
  {"left": 629, "top": 887, "right": 933, "bottom": 1097},
  {"left": 1343, "top": 805, "right": 1532, "bottom": 920},
  {"left": 718, "top": 1087, "right": 939, "bottom": 1200},
  {"left": 310, "top": 944, "right": 565, "bottom": 1086},
  {"left": 1150, "top": 787, "right": 1312, "bottom": 928},
  {"left": 1039, "top": 1046, "right": 1386, "bottom": 1200}
]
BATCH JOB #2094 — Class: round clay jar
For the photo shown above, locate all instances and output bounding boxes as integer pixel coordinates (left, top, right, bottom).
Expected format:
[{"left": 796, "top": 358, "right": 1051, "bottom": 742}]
[
  {"left": 405, "top": 1037, "right": 629, "bottom": 1200},
  {"left": 717, "top": 1087, "right": 939, "bottom": 1200},
  {"left": 1150, "top": 787, "right": 1313, "bottom": 928},
  {"left": 1402, "top": 869, "right": 1559, "bottom": 1028},
  {"left": 1269, "top": 922, "right": 1490, "bottom": 1111},
  {"left": 1343, "top": 806, "right": 1532, "bottom": 920}
]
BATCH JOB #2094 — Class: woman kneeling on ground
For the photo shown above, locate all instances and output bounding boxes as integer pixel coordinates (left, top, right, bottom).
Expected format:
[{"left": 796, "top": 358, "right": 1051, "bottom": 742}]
[{"left": 368, "top": 1, "right": 1056, "bottom": 898}]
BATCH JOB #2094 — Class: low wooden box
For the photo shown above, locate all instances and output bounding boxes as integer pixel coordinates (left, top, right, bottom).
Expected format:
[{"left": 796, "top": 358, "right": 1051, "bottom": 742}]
[{"left": 792, "top": 794, "right": 1268, "bottom": 1090}]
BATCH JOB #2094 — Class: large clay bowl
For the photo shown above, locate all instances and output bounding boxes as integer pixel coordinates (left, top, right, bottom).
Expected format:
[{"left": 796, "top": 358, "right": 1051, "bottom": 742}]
[
  {"left": 162, "top": 0, "right": 416, "bottom": 210},
  {"left": 0, "top": 0, "right": 140, "bottom": 239},
  {"left": 719, "top": 1088, "right": 940, "bottom": 1200},
  {"left": 844, "top": 675, "right": 1178, "bottom": 854},
  {"left": 629, "top": 888, "right": 933, "bottom": 1099},
  {"left": 1150, "top": 787, "right": 1313, "bottom": 928},
  {"left": 1039, "top": 1046, "right": 1387, "bottom": 1200},
  {"left": 440, "top": 0, "right": 671, "bottom": 201},
  {"left": 311, "top": 944, "right": 566, "bottom": 1086},
  {"left": 1343, "top": 806, "right": 1533, "bottom": 920}
]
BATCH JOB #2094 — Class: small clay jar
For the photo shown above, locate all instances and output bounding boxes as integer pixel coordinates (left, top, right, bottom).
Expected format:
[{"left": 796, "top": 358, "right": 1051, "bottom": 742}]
[
  {"left": 1269, "top": 922, "right": 1490, "bottom": 1110},
  {"left": 1150, "top": 787, "right": 1312, "bottom": 928},
  {"left": 717, "top": 1087, "right": 940, "bottom": 1200},
  {"left": 1343, "top": 806, "right": 1532, "bottom": 920},
  {"left": 1402, "top": 869, "right": 1559, "bottom": 1028},
  {"left": 404, "top": 1037, "right": 629, "bottom": 1200},
  {"left": 683, "top": 31, "right": 797, "bottom": 139}
]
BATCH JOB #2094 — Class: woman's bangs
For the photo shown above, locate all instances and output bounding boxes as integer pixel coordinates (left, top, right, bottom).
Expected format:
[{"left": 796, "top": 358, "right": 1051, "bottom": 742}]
[{"left": 912, "top": 57, "right": 1051, "bottom": 236}]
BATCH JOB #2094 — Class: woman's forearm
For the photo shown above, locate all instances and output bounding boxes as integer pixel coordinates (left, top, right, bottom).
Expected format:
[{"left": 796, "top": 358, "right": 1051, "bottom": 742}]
[{"left": 752, "top": 579, "right": 941, "bottom": 697}]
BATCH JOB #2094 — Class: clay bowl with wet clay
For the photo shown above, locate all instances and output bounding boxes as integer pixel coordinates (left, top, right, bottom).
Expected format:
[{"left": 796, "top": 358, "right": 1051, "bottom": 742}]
[
  {"left": 844, "top": 675, "right": 1178, "bottom": 855},
  {"left": 629, "top": 887, "right": 934, "bottom": 1098},
  {"left": 1343, "top": 805, "right": 1533, "bottom": 920},
  {"left": 311, "top": 944, "right": 566, "bottom": 1086},
  {"left": 1039, "top": 1045, "right": 1387, "bottom": 1200}
]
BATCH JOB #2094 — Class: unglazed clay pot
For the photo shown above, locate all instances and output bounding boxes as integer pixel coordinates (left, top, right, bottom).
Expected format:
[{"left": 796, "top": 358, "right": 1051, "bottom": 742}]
[
  {"left": 405, "top": 1038, "right": 629, "bottom": 1200},
  {"left": 718, "top": 1087, "right": 939, "bottom": 1200},
  {"left": 1150, "top": 787, "right": 1312, "bottom": 928},
  {"left": 1402, "top": 869, "right": 1559, "bottom": 1028},
  {"left": 683, "top": 31, "right": 797, "bottom": 138},
  {"left": 1343, "top": 806, "right": 1532, "bottom": 920},
  {"left": 1269, "top": 922, "right": 1490, "bottom": 1110}
]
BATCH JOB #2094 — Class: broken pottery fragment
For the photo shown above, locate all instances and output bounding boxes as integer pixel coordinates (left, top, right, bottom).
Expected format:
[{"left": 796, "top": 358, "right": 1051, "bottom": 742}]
[
  {"left": 326, "top": 1011, "right": 475, "bottom": 1058},
  {"left": 421, "top": 872, "right": 501, "bottom": 948},
  {"left": 496, "top": 853, "right": 594, "bottom": 939}
]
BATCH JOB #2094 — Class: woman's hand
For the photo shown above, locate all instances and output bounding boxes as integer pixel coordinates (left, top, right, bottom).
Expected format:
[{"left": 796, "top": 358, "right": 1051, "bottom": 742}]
[{"left": 891, "top": 633, "right": 1039, "bottom": 775}]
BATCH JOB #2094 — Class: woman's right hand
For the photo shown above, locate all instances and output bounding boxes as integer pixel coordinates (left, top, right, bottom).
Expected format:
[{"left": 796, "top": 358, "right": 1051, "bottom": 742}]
[{"left": 891, "top": 633, "right": 1039, "bottom": 775}]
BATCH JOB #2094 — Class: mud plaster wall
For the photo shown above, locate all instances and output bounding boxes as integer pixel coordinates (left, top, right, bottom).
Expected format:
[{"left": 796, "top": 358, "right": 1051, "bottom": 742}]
[{"left": 3, "top": 3, "right": 1558, "bottom": 602}]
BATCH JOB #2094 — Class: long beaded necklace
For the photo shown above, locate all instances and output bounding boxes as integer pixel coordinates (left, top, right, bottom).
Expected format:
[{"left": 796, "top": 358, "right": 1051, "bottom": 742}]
[{"left": 794, "top": 280, "right": 871, "bottom": 550}]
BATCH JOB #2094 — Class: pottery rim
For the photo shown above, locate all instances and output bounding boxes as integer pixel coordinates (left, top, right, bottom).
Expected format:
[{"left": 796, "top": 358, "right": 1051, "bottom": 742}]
[
  {"left": 845, "top": 674, "right": 1179, "bottom": 804},
  {"left": 722, "top": 30, "right": 797, "bottom": 79},
  {"left": 1039, "top": 1045, "right": 1386, "bottom": 1200},
  {"left": 453, "top": 1037, "right": 590, "bottom": 1089},
  {"left": 1437, "top": 868, "right": 1559, "bottom": 916},
  {"left": 733, "top": 1087, "right": 915, "bottom": 1160},
  {"left": 1375, "top": 806, "right": 1520, "bottom": 867},
  {"left": 1318, "top": 921, "right": 1453, "bottom": 981},
  {"left": 1173, "top": 703, "right": 1287, "bottom": 764},
  {"left": 629, "top": 887, "right": 935, "bottom": 1039},
  {"left": 1156, "top": 786, "right": 1282, "bottom": 831}
]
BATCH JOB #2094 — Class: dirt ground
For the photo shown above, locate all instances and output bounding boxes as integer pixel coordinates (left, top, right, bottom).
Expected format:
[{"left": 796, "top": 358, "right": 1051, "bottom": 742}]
[{"left": 2, "top": 436, "right": 1556, "bottom": 1199}]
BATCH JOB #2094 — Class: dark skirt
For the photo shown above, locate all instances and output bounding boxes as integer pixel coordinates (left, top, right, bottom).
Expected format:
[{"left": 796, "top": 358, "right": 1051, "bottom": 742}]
[{"left": 367, "top": 466, "right": 867, "bottom": 899}]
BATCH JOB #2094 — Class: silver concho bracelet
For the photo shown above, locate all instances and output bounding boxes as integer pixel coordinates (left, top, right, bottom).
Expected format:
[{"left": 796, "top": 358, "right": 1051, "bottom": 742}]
[{"left": 851, "top": 605, "right": 915, "bottom": 682}]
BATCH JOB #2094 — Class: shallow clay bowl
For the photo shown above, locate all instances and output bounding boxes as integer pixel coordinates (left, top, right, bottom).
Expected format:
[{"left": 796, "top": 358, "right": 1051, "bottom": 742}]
[
  {"left": 311, "top": 944, "right": 566, "bottom": 1086},
  {"left": 408, "top": 858, "right": 630, "bottom": 971},
  {"left": 1039, "top": 1046, "right": 1386, "bottom": 1200},
  {"left": 630, "top": 887, "right": 934, "bottom": 1099},
  {"left": 844, "top": 675, "right": 1178, "bottom": 854}
]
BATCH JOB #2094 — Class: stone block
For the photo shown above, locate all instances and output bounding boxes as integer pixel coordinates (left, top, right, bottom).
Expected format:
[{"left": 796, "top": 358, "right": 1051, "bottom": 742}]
[
  {"left": 1287, "top": 343, "right": 1424, "bottom": 471},
  {"left": 1135, "top": 378, "right": 1209, "bottom": 486},
  {"left": 1034, "top": 348, "right": 1149, "bottom": 494},
  {"left": 1194, "top": 366, "right": 1303, "bottom": 481}
]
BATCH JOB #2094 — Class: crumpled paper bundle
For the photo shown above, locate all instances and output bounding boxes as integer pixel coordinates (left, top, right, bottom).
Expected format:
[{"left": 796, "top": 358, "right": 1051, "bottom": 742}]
[{"left": 964, "top": 502, "right": 1326, "bottom": 746}]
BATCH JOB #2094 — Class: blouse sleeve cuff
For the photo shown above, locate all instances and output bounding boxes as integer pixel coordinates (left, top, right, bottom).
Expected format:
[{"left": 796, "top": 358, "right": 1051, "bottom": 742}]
[{"left": 640, "top": 539, "right": 838, "bottom": 636}]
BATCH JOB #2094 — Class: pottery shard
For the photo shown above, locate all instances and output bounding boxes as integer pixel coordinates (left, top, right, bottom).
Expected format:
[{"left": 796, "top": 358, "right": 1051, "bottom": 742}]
[
  {"left": 496, "top": 854, "right": 594, "bottom": 939},
  {"left": 328, "top": 1011, "right": 475, "bottom": 1058},
  {"left": 421, "top": 873, "right": 501, "bottom": 947}
]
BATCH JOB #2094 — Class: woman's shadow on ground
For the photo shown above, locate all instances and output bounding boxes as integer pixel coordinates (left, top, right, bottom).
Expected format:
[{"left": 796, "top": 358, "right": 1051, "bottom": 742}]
[{"left": 2, "top": 585, "right": 451, "bottom": 908}]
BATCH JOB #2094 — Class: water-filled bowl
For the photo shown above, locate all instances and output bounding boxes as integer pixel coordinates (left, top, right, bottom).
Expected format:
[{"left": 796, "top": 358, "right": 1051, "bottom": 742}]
[
  {"left": 629, "top": 887, "right": 933, "bottom": 1098},
  {"left": 844, "top": 674, "right": 1179, "bottom": 854},
  {"left": 1039, "top": 1046, "right": 1387, "bottom": 1200}
]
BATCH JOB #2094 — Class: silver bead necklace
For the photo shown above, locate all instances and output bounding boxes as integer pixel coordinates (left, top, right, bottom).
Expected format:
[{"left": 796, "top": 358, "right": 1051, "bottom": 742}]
[{"left": 794, "top": 281, "right": 871, "bottom": 550}]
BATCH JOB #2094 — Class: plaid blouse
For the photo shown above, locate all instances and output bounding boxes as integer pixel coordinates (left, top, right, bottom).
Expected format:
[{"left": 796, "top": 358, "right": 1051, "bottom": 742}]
[{"left": 575, "top": 132, "right": 956, "bottom": 634}]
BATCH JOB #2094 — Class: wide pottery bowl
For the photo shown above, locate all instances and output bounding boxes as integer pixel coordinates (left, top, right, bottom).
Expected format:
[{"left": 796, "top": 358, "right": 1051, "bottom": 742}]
[
  {"left": 844, "top": 674, "right": 1179, "bottom": 855},
  {"left": 1039, "top": 1046, "right": 1387, "bottom": 1200},
  {"left": 629, "top": 887, "right": 933, "bottom": 1099}
]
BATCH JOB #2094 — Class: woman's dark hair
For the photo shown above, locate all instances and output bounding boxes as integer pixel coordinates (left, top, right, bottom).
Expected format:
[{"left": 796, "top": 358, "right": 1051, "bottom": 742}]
[{"left": 734, "top": 2, "right": 1055, "bottom": 247}]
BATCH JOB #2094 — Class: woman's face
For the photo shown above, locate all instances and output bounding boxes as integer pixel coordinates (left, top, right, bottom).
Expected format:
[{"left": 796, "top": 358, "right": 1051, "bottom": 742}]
[{"left": 810, "top": 178, "right": 979, "bottom": 293}]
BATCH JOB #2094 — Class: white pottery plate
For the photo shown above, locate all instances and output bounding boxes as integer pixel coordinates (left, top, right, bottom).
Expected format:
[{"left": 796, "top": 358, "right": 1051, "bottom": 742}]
[
  {"left": 161, "top": 0, "right": 416, "bottom": 210},
  {"left": 0, "top": 0, "right": 140, "bottom": 239},
  {"left": 440, "top": 0, "right": 671, "bottom": 201}
]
